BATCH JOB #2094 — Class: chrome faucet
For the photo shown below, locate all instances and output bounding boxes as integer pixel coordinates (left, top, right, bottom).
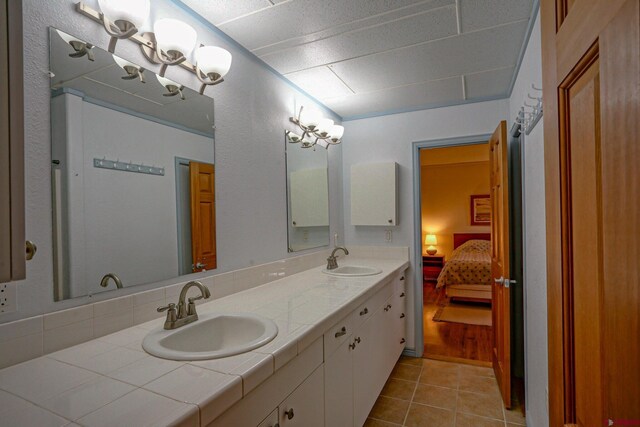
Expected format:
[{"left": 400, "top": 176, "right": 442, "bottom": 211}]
[
  {"left": 100, "top": 273, "right": 123, "bottom": 289},
  {"left": 157, "top": 281, "right": 211, "bottom": 330},
  {"left": 326, "top": 246, "right": 349, "bottom": 270}
]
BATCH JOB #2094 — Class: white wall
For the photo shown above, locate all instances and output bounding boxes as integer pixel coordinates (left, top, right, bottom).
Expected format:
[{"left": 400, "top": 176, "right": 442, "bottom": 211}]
[
  {"left": 341, "top": 99, "right": 509, "bottom": 350},
  {"left": 2, "top": 0, "right": 344, "bottom": 323},
  {"left": 508, "top": 11, "right": 549, "bottom": 427}
]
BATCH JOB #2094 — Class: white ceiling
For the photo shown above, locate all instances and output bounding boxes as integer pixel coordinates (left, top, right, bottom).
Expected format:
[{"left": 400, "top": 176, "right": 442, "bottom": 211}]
[{"left": 179, "top": 0, "right": 536, "bottom": 119}]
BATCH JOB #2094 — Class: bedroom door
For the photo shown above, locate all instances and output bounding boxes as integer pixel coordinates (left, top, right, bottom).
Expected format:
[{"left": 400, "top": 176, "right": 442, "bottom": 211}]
[
  {"left": 190, "top": 161, "right": 216, "bottom": 272},
  {"left": 489, "top": 120, "right": 512, "bottom": 408}
]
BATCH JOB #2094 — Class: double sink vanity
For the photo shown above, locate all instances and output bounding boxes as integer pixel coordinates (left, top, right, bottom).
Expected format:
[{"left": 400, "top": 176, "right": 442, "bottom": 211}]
[{"left": 0, "top": 253, "right": 408, "bottom": 426}]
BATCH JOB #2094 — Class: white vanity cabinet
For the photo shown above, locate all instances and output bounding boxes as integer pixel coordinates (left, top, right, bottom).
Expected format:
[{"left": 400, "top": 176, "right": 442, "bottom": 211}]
[
  {"left": 279, "top": 365, "right": 324, "bottom": 427},
  {"left": 324, "top": 270, "right": 408, "bottom": 427},
  {"left": 350, "top": 162, "right": 398, "bottom": 226}
]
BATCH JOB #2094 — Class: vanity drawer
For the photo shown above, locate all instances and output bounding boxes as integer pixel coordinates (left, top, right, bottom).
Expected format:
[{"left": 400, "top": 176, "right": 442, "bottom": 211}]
[
  {"left": 352, "top": 282, "right": 393, "bottom": 328},
  {"left": 324, "top": 314, "right": 353, "bottom": 359}
]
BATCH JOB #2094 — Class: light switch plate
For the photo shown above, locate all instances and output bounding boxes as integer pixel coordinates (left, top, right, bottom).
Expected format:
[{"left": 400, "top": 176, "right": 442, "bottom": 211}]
[{"left": 0, "top": 283, "right": 17, "bottom": 314}]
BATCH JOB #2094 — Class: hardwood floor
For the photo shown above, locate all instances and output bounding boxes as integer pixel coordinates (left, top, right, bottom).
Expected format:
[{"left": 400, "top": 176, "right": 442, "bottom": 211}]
[{"left": 423, "top": 281, "right": 493, "bottom": 364}]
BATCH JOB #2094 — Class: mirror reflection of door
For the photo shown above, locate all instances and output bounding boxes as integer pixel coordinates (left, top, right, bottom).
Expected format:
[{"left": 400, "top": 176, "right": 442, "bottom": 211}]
[{"left": 176, "top": 159, "right": 216, "bottom": 274}]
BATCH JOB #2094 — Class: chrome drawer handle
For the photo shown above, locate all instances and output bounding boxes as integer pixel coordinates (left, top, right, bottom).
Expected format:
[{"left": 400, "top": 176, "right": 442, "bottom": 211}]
[
  {"left": 355, "top": 336, "right": 361, "bottom": 344},
  {"left": 349, "top": 342, "right": 356, "bottom": 350},
  {"left": 359, "top": 307, "right": 368, "bottom": 316},
  {"left": 335, "top": 326, "right": 346, "bottom": 338},
  {"left": 284, "top": 408, "right": 294, "bottom": 420}
]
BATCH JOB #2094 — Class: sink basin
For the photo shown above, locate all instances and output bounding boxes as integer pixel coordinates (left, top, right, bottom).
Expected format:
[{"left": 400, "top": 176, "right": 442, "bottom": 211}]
[
  {"left": 322, "top": 265, "right": 382, "bottom": 277},
  {"left": 142, "top": 312, "right": 278, "bottom": 361}
]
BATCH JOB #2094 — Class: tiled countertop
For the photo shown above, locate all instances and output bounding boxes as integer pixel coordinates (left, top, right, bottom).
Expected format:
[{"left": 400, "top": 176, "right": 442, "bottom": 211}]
[{"left": 0, "top": 257, "right": 409, "bottom": 427}]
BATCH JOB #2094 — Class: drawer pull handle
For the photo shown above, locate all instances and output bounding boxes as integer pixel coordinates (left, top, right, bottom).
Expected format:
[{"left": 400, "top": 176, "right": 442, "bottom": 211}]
[
  {"left": 384, "top": 304, "right": 392, "bottom": 311},
  {"left": 400, "top": 313, "right": 405, "bottom": 318},
  {"left": 349, "top": 342, "right": 356, "bottom": 350},
  {"left": 400, "top": 292, "right": 405, "bottom": 297},
  {"left": 400, "top": 276, "right": 405, "bottom": 281},
  {"left": 360, "top": 307, "right": 369, "bottom": 316},
  {"left": 284, "top": 408, "right": 294, "bottom": 420},
  {"left": 355, "top": 336, "right": 361, "bottom": 344},
  {"left": 335, "top": 327, "right": 347, "bottom": 338},
  {"left": 400, "top": 338, "right": 406, "bottom": 344}
]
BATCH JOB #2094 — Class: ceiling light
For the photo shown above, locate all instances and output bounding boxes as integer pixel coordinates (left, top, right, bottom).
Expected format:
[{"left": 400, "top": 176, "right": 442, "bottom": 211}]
[
  {"left": 195, "top": 46, "right": 232, "bottom": 94},
  {"left": 56, "top": 29, "right": 94, "bottom": 61},
  {"left": 97, "top": 0, "right": 149, "bottom": 52},
  {"left": 156, "top": 74, "right": 185, "bottom": 100},
  {"left": 113, "top": 55, "right": 145, "bottom": 82}
]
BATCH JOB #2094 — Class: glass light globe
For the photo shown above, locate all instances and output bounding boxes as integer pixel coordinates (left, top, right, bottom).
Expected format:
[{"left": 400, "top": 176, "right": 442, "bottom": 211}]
[
  {"left": 154, "top": 19, "right": 197, "bottom": 57},
  {"left": 287, "top": 132, "right": 302, "bottom": 143},
  {"left": 112, "top": 55, "right": 139, "bottom": 70},
  {"left": 300, "top": 107, "right": 322, "bottom": 129},
  {"left": 330, "top": 124, "right": 344, "bottom": 140},
  {"left": 56, "top": 29, "right": 85, "bottom": 45},
  {"left": 98, "top": 0, "right": 150, "bottom": 29},
  {"left": 156, "top": 74, "right": 179, "bottom": 88},
  {"left": 195, "top": 46, "right": 232, "bottom": 78},
  {"left": 318, "top": 118, "right": 334, "bottom": 136}
]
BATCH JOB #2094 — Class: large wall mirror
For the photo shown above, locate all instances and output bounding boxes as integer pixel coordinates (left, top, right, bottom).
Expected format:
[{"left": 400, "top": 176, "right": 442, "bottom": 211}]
[
  {"left": 50, "top": 28, "right": 216, "bottom": 301},
  {"left": 285, "top": 133, "right": 329, "bottom": 252}
]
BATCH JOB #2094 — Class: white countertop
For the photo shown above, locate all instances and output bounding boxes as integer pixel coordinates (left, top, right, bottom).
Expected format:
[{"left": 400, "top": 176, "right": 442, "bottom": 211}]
[{"left": 0, "top": 257, "right": 409, "bottom": 427}]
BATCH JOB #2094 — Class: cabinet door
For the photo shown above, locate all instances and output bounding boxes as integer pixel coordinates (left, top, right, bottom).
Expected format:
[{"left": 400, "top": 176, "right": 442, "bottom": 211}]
[
  {"left": 350, "top": 162, "right": 397, "bottom": 226},
  {"left": 325, "top": 336, "right": 354, "bottom": 427},
  {"left": 280, "top": 365, "right": 324, "bottom": 427},
  {"left": 257, "top": 409, "right": 278, "bottom": 427}
]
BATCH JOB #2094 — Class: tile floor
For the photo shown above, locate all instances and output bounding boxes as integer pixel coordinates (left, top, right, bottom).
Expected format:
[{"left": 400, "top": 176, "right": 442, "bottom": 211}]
[{"left": 365, "top": 357, "right": 526, "bottom": 427}]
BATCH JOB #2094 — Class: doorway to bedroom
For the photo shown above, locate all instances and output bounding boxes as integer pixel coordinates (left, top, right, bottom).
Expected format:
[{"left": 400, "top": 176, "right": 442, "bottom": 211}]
[{"left": 419, "top": 143, "right": 493, "bottom": 364}]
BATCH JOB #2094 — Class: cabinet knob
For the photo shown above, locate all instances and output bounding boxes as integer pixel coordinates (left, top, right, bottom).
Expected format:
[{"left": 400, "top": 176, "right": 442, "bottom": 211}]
[
  {"left": 349, "top": 342, "right": 356, "bottom": 350},
  {"left": 355, "top": 336, "right": 361, "bottom": 344},
  {"left": 359, "top": 307, "right": 368, "bottom": 316},
  {"left": 400, "top": 292, "right": 405, "bottom": 297},
  {"left": 400, "top": 313, "right": 405, "bottom": 318},
  {"left": 388, "top": 219, "right": 392, "bottom": 223},
  {"left": 25, "top": 241, "right": 37, "bottom": 261},
  {"left": 384, "top": 304, "right": 392, "bottom": 312},
  {"left": 284, "top": 408, "right": 294, "bottom": 420},
  {"left": 400, "top": 338, "right": 406, "bottom": 344},
  {"left": 400, "top": 276, "right": 405, "bottom": 281},
  {"left": 334, "top": 326, "right": 347, "bottom": 338}
]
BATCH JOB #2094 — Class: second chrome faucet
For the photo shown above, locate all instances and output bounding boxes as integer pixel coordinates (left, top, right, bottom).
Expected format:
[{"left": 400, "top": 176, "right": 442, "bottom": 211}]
[
  {"left": 326, "top": 246, "right": 349, "bottom": 270},
  {"left": 157, "top": 280, "right": 211, "bottom": 330}
]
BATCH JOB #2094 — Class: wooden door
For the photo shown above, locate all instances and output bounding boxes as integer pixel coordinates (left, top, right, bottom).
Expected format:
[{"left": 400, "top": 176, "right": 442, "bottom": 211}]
[
  {"left": 542, "top": 0, "right": 640, "bottom": 425},
  {"left": 489, "top": 121, "right": 511, "bottom": 408},
  {"left": 189, "top": 162, "right": 216, "bottom": 272}
]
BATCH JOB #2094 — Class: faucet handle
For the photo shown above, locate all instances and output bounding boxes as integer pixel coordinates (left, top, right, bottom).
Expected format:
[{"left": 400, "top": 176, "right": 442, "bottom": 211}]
[
  {"left": 157, "top": 303, "right": 176, "bottom": 312},
  {"left": 188, "top": 296, "right": 204, "bottom": 304}
]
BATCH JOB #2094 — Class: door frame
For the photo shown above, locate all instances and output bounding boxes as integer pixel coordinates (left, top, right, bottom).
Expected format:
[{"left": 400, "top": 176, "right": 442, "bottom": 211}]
[{"left": 409, "top": 133, "right": 492, "bottom": 357}]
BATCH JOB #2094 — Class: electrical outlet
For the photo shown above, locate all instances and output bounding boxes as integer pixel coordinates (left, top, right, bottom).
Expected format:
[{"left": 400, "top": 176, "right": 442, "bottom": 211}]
[
  {"left": 0, "top": 283, "right": 17, "bottom": 314},
  {"left": 303, "top": 230, "right": 309, "bottom": 242},
  {"left": 385, "top": 229, "right": 392, "bottom": 242}
]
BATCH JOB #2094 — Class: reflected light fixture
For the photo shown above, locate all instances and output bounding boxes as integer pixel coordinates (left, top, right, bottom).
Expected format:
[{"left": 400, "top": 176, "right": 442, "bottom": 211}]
[
  {"left": 113, "top": 55, "right": 146, "bottom": 83},
  {"left": 157, "top": 75, "right": 185, "bottom": 101},
  {"left": 75, "top": 2, "right": 233, "bottom": 96},
  {"left": 56, "top": 29, "right": 94, "bottom": 61},
  {"left": 97, "top": 0, "right": 149, "bottom": 53},
  {"left": 289, "top": 105, "right": 344, "bottom": 149}
]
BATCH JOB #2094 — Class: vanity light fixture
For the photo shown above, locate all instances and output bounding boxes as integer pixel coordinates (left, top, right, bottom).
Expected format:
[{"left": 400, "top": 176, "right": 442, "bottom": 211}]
[
  {"left": 56, "top": 29, "right": 94, "bottom": 61},
  {"left": 113, "top": 55, "right": 146, "bottom": 83},
  {"left": 157, "top": 75, "right": 185, "bottom": 101},
  {"left": 289, "top": 105, "right": 344, "bottom": 149},
  {"left": 97, "top": 0, "right": 149, "bottom": 53},
  {"left": 75, "top": 2, "right": 233, "bottom": 94}
]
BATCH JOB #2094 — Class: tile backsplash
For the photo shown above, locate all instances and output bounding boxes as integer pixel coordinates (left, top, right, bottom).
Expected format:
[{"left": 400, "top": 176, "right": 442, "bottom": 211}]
[{"left": 0, "top": 246, "right": 409, "bottom": 369}]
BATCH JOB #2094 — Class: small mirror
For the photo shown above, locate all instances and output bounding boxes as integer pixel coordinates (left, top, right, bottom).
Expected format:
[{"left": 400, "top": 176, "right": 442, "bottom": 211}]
[
  {"left": 49, "top": 28, "right": 216, "bottom": 301},
  {"left": 285, "top": 132, "right": 330, "bottom": 252}
]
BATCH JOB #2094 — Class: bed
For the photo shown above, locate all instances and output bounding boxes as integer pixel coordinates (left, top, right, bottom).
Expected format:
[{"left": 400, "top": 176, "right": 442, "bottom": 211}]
[{"left": 436, "top": 233, "right": 492, "bottom": 302}]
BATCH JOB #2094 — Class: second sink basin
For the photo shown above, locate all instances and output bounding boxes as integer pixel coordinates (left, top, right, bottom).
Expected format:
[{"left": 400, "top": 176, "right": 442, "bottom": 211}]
[
  {"left": 322, "top": 265, "right": 382, "bottom": 277},
  {"left": 142, "top": 312, "right": 278, "bottom": 361}
]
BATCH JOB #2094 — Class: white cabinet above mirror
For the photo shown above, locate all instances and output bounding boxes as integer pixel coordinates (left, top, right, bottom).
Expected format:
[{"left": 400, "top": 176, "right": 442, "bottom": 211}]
[{"left": 49, "top": 28, "right": 216, "bottom": 301}]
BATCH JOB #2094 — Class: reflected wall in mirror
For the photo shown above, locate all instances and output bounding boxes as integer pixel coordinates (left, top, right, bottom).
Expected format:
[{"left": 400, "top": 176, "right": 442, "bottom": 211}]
[
  {"left": 50, "top": 28, "right": 216, "bottom": 301},
  {"left": 285, "top": 132, "right": 329, "bottom": 252}
]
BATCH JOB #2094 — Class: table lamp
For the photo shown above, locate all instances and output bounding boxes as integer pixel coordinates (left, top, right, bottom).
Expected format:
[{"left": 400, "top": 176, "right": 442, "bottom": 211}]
[{"left": 425, "top": 234, "right": 438, "bottom": 255}]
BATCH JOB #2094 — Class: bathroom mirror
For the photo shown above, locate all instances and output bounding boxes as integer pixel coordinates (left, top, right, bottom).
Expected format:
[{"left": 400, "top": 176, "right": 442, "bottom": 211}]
[
  {"left": 285, "top": 133, "right": 330, "bottom": 252},
  {"left": 49, "top": 28, "right": 216, "bottom": 301}
]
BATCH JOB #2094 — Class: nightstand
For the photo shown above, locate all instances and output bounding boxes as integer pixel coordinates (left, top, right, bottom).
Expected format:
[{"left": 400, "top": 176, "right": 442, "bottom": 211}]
[{"left": 423, "top": 255, "right": 445, "bottom": 282}]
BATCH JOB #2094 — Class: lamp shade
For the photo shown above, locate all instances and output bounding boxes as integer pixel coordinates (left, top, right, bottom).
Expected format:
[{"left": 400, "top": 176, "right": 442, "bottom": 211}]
[
  {"left": 195, "top": 46, "right": 232, "bottom": 78},
  {"left": 330, "top": 124, "right": 344, "bottom": 140},
  {"left": 154, "top": 19, "right": 197, "bottom": 57},
  {"left": 300, "top": 107, "right": 322, "bottom": 129},
  {"left": 56, "top": 29, "right": 86, "bottom": 46},
  {"left": 98, "top": 0, "right": 149, "bottom": 29},
  {"left": 318, "top": 118, "right": 334, "bottom": 135},
  {"left": 113, "top": 55, "right": 139, "bottom": 70},
  {"left": 425, "top": 234, "right": 437, "bottom": 245},
  {"left": 156, "top": 74, "right": 179, "bottom": 88}
]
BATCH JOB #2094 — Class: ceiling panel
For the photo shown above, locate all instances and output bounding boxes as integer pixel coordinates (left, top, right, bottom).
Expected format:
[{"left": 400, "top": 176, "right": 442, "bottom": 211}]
[
  {"left": 285, "top": 66, "right": 354, "bottom": 100},
  {"left": 324, "top": 77, "right": 463, "bottom": 118},
  {"left": 458, "top": 0, "right": 534, "bottom": 32},
  {"left": 217, "top": 0, "right": 442, "bottom": 51},
  {"left": 464, "top": 66, "right": 515, "bottom": 99},
  {"left": 329, "top": 21, "right": 526, "bottom": 93},
  {"left": 178, "top": 0, "right": 273, "bottom": 26},
  {"left": 262, "top": 5, "right": 458, "bottom": 75}
]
